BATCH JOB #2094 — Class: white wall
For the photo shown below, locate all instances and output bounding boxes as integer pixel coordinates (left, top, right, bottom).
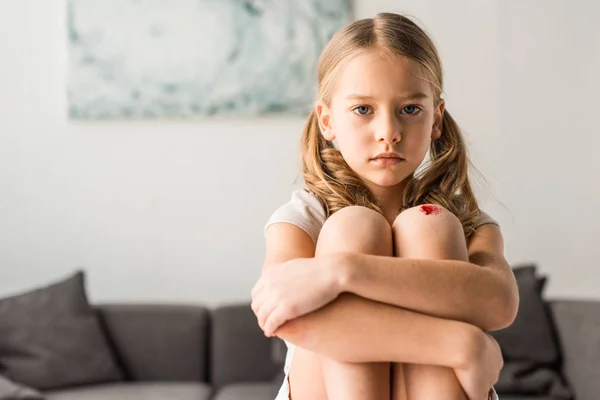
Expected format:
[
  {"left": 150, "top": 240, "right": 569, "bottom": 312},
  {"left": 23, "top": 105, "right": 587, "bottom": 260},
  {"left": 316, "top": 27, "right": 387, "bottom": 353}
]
[{"left": 1, "top": 0, "right": 598, "bottom": 305}]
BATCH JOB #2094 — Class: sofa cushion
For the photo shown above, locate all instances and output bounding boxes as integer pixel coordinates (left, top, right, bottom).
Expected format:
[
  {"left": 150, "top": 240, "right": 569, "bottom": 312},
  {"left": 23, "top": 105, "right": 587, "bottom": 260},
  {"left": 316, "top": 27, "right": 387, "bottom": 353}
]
[
  {"left": 97, "top": 304, "right": 209, "bottom": 381},
  {"left": 0, "top": 271, "right": 124, "bottom": 390},
  {"left": 210, "top": 305, "right": 280, "bottom": 389},
  {"left": 494, "top": 361, "right": 573, "bottom": 399},
  {"left": 491, "top": 265, "right": 559, "bottom": 363},
  {"left": 212, "top": 382, "right": 279, "bottom": 400},
  {"left": 0, "top": 374, "right": 43, "bottom": 399},
  {"left": 44, "top": 382, "right": 212, "bottom": 400},
  {"left": 271, "top": 338, "right": 287, "bottom": 366}
]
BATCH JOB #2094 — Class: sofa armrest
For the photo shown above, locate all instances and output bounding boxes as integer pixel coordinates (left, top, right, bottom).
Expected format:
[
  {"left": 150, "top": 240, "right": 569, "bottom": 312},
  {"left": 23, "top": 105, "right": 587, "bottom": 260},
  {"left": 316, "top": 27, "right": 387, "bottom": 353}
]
[
  {"left": 96, "top": 304, "right": 209, "bottom": 382},
  {"left": 550, "top": 300, "right": 600, "bottom": 400},
  {"left": 210, "top": 303, "right": 281, "bottom": 389}
]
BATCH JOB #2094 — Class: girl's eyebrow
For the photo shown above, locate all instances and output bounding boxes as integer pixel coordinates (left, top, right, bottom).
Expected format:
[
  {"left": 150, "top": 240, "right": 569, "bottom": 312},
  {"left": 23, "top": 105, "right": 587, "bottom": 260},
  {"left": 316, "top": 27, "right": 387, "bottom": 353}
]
[{"left": 345, "top": 92, "right": 429, "bottom": 101}]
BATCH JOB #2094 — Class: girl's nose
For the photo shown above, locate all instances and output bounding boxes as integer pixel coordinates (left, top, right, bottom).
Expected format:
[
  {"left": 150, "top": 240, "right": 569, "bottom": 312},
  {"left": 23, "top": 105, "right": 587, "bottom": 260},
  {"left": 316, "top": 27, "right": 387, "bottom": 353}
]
[{"left": 376, "top": 116, "right": 402, "bottom": 144}]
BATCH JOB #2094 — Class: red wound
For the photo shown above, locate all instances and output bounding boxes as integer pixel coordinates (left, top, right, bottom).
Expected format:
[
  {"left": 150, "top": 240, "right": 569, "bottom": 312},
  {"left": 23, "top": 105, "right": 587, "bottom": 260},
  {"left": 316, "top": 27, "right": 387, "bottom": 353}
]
[{"left": 420, "top": 205, "right": 441, "bottom": 215}]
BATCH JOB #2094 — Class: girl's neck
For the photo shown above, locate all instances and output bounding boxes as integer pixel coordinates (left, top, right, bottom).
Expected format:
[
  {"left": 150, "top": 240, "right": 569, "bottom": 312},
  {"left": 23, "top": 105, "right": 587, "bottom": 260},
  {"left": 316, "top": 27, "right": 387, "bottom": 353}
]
[{"left": 364, "top": 180, "right": 407, "bottom": 225}]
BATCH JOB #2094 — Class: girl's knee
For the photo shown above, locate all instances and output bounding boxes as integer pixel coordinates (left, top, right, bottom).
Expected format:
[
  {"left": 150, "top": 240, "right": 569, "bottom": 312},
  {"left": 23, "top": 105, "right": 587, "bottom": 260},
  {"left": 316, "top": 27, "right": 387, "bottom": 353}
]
[
  {"left": 392, "top": 204, "right": 462, "bottom": 237},
  {"left": 392, "top": 204, "right": 468, "bottom": 260},
  {"left": 325, "top": 206, "right": 389, "bottom": 230},
  {"left": 317, "top": 206, "right": 392, "bottom": 256}
]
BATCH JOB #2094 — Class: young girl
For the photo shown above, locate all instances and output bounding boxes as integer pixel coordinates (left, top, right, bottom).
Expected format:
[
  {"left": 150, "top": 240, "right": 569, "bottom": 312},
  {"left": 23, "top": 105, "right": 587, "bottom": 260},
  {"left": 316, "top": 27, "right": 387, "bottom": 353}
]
[{"left": 251, "top": 12, "right": 518, "bottom": 400}]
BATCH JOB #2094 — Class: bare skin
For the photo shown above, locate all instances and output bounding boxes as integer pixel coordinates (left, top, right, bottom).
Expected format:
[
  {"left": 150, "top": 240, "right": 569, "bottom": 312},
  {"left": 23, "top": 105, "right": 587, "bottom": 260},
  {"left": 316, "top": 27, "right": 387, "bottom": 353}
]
[{"left": 253, "top": 205, "right": 509, "bottom": 399}]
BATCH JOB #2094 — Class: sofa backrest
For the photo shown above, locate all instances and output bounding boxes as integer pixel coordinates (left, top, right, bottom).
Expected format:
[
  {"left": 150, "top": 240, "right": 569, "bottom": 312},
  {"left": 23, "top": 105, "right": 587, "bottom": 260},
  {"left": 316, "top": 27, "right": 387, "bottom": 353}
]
[
  {"left": 209, "top": 303, "right": 281, "bottom": 389},
  {"left": 97, "top": 304, "right": 210, "bottom": 382},
  {"left": 96, "top": 302, "right": 279, "bottom": 388}
]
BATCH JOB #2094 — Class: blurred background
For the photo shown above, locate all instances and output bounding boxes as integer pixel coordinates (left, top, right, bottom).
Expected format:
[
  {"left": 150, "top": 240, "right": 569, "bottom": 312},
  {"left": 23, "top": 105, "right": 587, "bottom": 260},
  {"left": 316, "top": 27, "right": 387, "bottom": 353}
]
[{"left": 0, "top": 0, "right": 598, "bottom": 306}]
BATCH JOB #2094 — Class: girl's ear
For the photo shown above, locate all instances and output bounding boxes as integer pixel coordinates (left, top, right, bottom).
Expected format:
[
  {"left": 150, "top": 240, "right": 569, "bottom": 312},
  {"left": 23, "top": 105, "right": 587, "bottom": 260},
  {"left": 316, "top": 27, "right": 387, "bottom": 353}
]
[
  {"left": 315, "top": 101, "right": 335, "bottom": 141},
  {"left": 432, "top": 99, "right": 445, "bottom": 140}
]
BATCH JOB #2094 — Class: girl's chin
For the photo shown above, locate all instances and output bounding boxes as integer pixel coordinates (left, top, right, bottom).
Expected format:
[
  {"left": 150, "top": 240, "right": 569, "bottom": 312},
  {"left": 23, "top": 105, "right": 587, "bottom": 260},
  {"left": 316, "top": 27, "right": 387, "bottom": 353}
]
[{"left": 361, "top": 174, "right": 409, "bottom": 189}]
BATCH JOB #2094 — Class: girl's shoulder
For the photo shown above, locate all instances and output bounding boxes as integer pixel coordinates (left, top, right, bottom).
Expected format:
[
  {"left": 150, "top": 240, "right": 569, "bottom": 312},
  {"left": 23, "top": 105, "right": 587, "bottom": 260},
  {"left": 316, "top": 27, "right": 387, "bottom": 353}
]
[{"left": 264, "top": 188, "right": 327, "bottom": 244}]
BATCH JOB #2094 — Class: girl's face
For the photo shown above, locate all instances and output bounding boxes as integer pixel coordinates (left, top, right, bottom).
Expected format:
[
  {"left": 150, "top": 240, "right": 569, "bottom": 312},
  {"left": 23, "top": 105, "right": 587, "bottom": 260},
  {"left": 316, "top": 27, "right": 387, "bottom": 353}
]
[{"left": 316, "top": 51, "right": 444, "bottom": 193}]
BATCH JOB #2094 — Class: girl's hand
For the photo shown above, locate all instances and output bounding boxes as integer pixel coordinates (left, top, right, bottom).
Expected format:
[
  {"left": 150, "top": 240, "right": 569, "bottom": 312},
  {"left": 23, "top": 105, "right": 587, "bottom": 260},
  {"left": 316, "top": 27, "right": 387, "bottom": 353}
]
[
  {"left": 455, "top": 330, "right": 503, "bottom": 400},
  {"left": 251, "top": 256, "right": 342, "bottom": 337}
]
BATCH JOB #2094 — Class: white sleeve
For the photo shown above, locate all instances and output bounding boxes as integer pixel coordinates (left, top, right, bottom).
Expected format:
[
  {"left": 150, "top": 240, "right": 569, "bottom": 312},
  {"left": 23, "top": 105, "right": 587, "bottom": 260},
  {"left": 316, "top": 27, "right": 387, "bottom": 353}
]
[
  {"left": 264, "top": 189, "right": 327, "bottom": 244},
  {"left": 474, "top": 210, "right": 499, "bottom": 228}
]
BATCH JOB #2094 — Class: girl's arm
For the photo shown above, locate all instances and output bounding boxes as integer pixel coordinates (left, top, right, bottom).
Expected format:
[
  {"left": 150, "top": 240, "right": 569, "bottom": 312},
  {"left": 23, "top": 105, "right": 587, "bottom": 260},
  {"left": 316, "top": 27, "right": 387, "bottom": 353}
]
[
  {"left": 257, "top": 223, "right": 487, "bottom": 369},
  {"left": 276, "top": 291, "right": 486, "bottom": 369},
  {"left": 333, "top": 224, "right": 519, "bottom": 332}
]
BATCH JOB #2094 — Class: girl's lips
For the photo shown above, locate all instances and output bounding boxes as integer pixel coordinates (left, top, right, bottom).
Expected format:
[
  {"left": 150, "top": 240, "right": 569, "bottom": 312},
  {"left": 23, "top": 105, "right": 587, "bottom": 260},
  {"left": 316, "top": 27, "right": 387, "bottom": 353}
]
[
  {"left": 372, "top": 157, "right": 404, "bottom": 166},
  {"left": 372, "top": 151, "right": 403, "bottom": 159}
]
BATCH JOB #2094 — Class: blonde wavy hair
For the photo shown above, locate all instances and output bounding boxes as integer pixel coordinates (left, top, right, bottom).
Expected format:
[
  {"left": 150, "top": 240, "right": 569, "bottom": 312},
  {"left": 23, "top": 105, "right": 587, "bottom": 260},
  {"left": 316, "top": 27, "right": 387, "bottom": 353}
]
[{"left": 301, "top": 12, "right": 482, "bottom": 238}]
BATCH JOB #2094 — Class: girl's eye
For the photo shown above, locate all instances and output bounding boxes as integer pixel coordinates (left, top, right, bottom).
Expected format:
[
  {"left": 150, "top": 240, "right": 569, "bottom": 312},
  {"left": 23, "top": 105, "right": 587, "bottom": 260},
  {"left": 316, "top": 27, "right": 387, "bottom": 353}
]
[
  {"left": 352, "top": 106, "right": 372, "bottom": 115},
  {"left": 401, "top": 105, "right": 421, "bottom": 115}
]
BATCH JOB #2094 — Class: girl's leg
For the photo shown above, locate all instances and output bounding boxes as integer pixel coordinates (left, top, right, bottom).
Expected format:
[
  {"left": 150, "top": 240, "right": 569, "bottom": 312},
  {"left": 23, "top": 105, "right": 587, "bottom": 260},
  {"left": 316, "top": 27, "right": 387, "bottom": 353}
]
[
  {"left": 289, "top": 206, "right": 394, "bottom": 400},
  {"left": 390, "top": 205, "right": 469, "bottom": 400},
  {"left": 390, "top": 363, "right": 408, "bottom": 400}
]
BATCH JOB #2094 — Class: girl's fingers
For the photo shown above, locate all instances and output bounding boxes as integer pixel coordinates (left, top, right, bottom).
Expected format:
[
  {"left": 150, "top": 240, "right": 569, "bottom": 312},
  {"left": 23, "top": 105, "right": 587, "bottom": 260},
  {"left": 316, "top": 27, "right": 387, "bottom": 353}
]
[
  {"left": 257, "top": 300, "right": 277, "bottom": 332},
  {"left": 264, "top": 307, "right": 288, "bottom": 337}
]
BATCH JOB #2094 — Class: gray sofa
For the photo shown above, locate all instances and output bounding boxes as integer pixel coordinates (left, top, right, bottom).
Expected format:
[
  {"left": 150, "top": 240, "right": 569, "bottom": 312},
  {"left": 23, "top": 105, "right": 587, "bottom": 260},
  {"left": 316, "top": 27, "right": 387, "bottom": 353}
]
[{"left": 40, "top": 300, "right": 599, "bottom": 400}]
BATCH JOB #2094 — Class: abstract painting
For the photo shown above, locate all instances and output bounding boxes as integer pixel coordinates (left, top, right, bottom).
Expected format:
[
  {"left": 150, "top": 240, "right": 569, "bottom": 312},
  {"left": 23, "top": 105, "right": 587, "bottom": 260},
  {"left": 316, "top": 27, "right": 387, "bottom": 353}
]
[{"left": 67, "top": 0, "right": 352, "bottom": 119}]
